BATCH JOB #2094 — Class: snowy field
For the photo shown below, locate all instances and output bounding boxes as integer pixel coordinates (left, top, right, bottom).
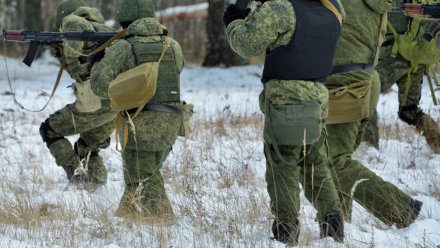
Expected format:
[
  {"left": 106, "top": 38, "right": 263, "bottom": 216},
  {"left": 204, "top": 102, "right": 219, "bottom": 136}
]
[{"left": 0, "top": 52, "right": 439, "bottom": 247}]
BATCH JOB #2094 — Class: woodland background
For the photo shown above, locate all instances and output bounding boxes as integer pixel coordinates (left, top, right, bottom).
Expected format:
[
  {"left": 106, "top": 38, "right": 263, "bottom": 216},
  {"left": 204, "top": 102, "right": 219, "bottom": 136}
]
[{"left": 0, "top": 0, "right": 246, "bottom": 65}]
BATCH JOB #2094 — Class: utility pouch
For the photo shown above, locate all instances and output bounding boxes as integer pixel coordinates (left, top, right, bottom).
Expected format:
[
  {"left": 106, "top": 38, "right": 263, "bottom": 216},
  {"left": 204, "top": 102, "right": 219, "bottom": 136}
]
[
  {"left": 178, "top": 101, "right": 194, "bottom": 137},
  {"left": 74, "top": 80, "right": 102, "bottom": 113},
  {"left": 108, "top": 37, "right": 170, "bottom": 113},
  {"left": 327, "top": 79, "right": 371, "bottom": 124},
  {"left": 264, "top": 100, "right": 322, "bottom": 146}
]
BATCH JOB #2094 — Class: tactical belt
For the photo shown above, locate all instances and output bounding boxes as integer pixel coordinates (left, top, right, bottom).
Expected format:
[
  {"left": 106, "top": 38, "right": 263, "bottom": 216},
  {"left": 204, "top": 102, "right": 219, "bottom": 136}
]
[
  {"left": 331, "top": 63, "right": 373, "bottom": 75},
  {"left": 127, "top": 102, "right": 181, "bottom": 115}
]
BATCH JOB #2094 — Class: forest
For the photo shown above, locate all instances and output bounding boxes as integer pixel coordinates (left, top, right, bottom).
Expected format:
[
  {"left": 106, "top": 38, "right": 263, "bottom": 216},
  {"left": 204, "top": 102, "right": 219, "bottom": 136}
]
[{"left": 0, "top": 0, "right": 244, "bottom": 65}]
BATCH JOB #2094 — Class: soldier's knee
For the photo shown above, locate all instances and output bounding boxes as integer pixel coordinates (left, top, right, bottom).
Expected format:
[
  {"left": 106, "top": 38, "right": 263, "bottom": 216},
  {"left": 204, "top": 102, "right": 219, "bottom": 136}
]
[{"left": 39, "top": 119, "right": 63, "bottom": 147}]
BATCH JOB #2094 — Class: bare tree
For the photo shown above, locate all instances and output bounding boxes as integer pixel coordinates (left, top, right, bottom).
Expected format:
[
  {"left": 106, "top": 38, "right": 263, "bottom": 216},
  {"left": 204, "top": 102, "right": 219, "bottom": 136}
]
[{"left": 203, "top": 0, "right": 246, "bottom": 67}]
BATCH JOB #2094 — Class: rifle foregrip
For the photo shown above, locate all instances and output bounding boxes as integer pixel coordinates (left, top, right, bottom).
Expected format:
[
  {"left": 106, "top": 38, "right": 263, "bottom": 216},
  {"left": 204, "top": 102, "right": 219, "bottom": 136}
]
[{"left": 4, "top": 30, "right": 24, "bottom": 41}]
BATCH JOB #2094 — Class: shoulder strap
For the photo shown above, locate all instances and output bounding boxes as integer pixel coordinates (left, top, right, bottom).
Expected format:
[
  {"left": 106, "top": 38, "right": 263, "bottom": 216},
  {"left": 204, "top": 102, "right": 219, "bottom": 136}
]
[
  {"left": 320, "top": 0, "right": 343, "bottom": 26},
  {"left": 114, "top": 37, "right": 172, "bottom": 151}
]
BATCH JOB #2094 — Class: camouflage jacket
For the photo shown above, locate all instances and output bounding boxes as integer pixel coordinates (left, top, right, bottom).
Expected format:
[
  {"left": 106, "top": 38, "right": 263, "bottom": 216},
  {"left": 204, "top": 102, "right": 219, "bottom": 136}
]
[
  {"left": 326, "top": 0, "right": 392, "bottom": 88},
  {"left": 60, "top": 7, "right": 113, "bottom": 82}
]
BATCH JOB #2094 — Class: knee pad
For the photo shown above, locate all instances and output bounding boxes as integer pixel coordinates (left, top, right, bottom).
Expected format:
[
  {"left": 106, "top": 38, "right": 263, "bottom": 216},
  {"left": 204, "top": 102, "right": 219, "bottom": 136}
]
[{"left": 39, "top": 119, "right": 63, "bottom": 147}]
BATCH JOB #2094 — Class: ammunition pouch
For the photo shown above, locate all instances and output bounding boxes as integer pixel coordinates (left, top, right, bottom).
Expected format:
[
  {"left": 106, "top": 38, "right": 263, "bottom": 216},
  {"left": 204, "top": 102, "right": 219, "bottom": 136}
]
[
  {"left": 178, "top": 102, "right": 194, "bottom": 137},
  {"left": 264, "top": 100, "right": 322, "bottom": 146},
  {"left": 327, "top": 79, "right": 371, "bottom": 124},
  {"left": 74, "top": 80, "right": 102, "bottom": 113}
]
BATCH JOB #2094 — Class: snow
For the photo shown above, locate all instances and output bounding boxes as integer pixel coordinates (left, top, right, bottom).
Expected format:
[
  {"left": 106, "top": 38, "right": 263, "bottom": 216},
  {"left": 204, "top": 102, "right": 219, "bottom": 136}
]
[{"left": 0, "top": 51, "right": 439, "bottom": 247}]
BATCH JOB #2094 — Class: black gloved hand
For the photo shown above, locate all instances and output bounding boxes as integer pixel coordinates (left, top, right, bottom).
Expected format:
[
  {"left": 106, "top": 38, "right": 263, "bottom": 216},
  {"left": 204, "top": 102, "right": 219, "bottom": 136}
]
[{"left": 223, "top": 4, "right": 248, "bottom": 28}]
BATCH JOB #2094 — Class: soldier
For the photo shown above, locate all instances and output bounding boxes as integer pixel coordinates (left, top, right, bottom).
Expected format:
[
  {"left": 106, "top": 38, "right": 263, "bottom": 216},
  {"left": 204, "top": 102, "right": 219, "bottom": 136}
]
[
  {"left": 325, "top": 0, "right": 423, "bottom": 229},
  {"left": 90, "top": 0, "right": 186, "bottom": 223},
  {"left": 364, "top": 0, "right": 440, "bottom": 153},
  {"left": 39, "top": 0, "right": 117, "bottom": 186},
  {"left": 223, "top": 0, "right": 344, "bottom": 245}
]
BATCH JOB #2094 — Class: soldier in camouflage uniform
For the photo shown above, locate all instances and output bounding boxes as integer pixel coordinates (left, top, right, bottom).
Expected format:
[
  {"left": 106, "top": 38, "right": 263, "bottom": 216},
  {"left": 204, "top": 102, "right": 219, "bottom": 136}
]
[
  {"left": 325, "top": 0, "right": 422, "bottom": 229},
  {"left": 224, "top": 0, "right": 344, "bottom": 244},
  {"left": 90, "top": 0, "right": 184, "bottom": 223},
  {"left": 39, "top": 0, "right": 117, "bottom": 185},
  {"left": 364, "top": 0, "right": 440, "bottom": 153}
]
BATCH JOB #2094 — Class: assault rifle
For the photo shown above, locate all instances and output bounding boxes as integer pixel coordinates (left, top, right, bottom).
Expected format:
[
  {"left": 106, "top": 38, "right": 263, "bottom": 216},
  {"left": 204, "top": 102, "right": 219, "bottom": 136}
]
[
  {"left": 399, "top": 3, "right": 440, "bottom": 41},
  {"left": 400, "top": 3, "right": 440, "bottom": 19},
  {"left": 0, "top": 30, "right": 118, "bottom": 67}
]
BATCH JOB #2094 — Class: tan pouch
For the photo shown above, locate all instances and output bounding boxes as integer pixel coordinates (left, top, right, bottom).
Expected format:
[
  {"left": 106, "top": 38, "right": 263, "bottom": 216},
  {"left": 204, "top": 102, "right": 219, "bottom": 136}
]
[
  {"left": 108, "top": 37, "right": 170, "bottom": 112},
  {"left": 108, "top": 62, "right": 159, "bottom": 111},
  {"left": 74, "top": 80, "right": 102, "bottom": 113},
  {"left": 327, "top": 80, "right": 371, "bottom": 124},
  {"left": 179, "top": 102, "right": 194, "bottom": 137}
]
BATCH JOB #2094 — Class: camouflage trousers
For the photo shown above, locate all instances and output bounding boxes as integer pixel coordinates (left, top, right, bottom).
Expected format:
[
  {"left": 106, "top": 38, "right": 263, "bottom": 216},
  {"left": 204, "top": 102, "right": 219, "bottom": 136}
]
[
  {"left": 261, "top": 80, "right": 342, "bottom": 222},
  {"left": 264, "top": 128, "right": 342, "bottom": 221},
  {"left": 115, "top": 110, "right": 180, "bottom": 222},
  {"left": 41, "top": 100, "right": 117, "bottom": 182},
  {"left": 327, "top": 71, "right": 413, "bottom": 225},
  {"left": 116, "top": 148, "right": 174, "bottom": 222}
]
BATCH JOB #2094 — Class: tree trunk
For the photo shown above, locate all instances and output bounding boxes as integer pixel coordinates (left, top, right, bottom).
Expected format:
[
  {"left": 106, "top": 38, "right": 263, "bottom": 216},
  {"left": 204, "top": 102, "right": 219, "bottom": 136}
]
[
  {"left": 203, "top": 0, "right": 246, "bottom": 67},
  {"left": 24, "top": 0, "right": 42, "bottom": 30},
  {"left": 0, "top": 0, "right": 5, "bottom": 28}
]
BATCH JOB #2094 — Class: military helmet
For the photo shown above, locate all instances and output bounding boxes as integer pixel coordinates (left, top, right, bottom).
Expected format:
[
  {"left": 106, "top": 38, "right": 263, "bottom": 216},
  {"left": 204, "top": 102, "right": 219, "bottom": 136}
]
[
  {"left": 55, "top": 0, "right": 89, "bottom": 28},
  {"left": 116, "top": 0, "right": 155, "bottom": 23}
]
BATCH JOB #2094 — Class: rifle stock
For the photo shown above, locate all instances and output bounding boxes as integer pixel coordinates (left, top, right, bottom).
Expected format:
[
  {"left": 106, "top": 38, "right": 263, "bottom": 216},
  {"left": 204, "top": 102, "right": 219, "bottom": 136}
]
[{"left": 1, "top": 30, "right": 117, "bottom": 67}]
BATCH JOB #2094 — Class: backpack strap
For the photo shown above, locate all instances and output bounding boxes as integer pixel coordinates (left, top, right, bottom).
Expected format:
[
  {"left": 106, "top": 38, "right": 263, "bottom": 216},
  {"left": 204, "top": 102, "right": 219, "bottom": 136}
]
[{"left": 320, "top": 0, "right": 343, "bottom": 25}]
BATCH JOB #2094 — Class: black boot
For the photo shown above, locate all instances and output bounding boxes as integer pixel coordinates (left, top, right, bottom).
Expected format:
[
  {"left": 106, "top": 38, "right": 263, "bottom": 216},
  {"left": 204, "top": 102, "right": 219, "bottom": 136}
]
[
  {"left": 272, "top": 219, "right": 299, "bottom": 246},
  {"left": 320, "top": 213, "right": 344, "bottom": 243},
  {"left": 62, "top": 165, "right": 75, "bottom": 180},
  {"left": 396, "top": 199, "right": 423, "bottom": 228}
]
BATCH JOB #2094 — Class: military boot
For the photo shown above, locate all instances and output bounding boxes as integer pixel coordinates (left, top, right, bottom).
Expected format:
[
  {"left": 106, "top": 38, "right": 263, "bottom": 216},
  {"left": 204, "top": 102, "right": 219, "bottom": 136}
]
[
  {"left": 395, "top": 199, "right": 423, "bottom": 229},
  {"left": 416, "top": 115, "right": 440, "bottom": 153},
  {"left": 399, "top": 106, "right": 440, "bottom": 153},
  {"left": 272, "top": 219, "right": 300, "bottom": 246},
  {"left": 85, "top": 152, "right": 107, "bottom": 185},
  {"left": 319, "top": 212, "right": 344, "bottom": 243}
]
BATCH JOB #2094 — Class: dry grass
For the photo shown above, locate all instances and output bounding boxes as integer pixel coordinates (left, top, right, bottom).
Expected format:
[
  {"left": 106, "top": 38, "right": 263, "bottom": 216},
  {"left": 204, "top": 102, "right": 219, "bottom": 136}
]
[{"left": 0, "top": 105, "right": 438, "bottom": 247}]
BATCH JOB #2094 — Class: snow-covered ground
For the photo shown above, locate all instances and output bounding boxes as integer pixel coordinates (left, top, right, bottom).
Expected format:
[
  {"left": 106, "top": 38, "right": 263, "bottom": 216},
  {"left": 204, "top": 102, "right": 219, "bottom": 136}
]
[{"left": 0, "top": 52, "right": 439, "bottom": 247}]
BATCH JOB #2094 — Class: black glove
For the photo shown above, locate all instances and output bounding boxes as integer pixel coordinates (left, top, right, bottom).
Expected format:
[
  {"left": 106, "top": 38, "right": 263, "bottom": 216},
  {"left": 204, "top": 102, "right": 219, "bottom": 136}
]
[{"left": 223, "top": 4, "right": 248, "bottom": 28}]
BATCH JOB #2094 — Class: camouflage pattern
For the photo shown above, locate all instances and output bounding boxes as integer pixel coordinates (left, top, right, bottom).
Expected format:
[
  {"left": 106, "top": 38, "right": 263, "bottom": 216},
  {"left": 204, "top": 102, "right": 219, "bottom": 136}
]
[
  {"left": 115, "top": 149, "right": 174, "bottom": 221},
  {"left": 226, "top": 0, "right": 296, "bottom": 58},
  {"left": 55, "top": 0, "right": 88, "bottom": 28},
  {"left": 45, "top": 101, "right": 117, "bottom": 182},
  {"left": 364, "top": 0, "right": 440, "bottom": 153},
  {"left": 116, "top": 0, "right": 155, "bottom": 22},
  {"left": 42, "top": 7, "right": 116, "bottom": 184},
  {"left": 90, "top": 17, "right": 183, "bottom": 218},
  {"left": 60, "top": 7, "right": 113, "bottom": 83},
  {"left": 326, "top": 0, "right": 418, "bottom": 225},
  {"left": 226, "top": 0, "right": 342, "bottom": 223},
  {"left": 332, "top": 0, "right": 391, "bottom": 68}
]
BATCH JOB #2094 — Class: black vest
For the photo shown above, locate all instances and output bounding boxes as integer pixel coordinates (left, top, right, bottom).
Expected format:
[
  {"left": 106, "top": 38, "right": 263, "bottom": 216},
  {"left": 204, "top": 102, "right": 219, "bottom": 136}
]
[{"left": 262, "top": 0, "right": 341, "bottom": 83}]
